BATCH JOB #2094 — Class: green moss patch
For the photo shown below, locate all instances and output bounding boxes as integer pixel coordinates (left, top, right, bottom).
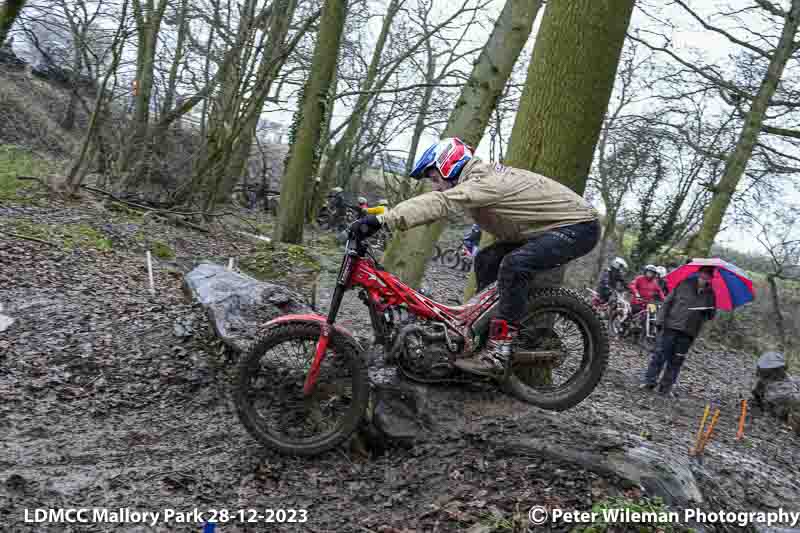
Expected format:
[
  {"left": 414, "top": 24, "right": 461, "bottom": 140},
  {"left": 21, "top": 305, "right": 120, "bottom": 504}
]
[
  {"left": 239, "top": 241, "right": 321, "bottom": 290},
  {"left": 8, "top": 220, "right": 112, "bottom": 251},
  {"left": 150, "top": 240, "right": 175, "bottom": 260},
  {"left": 0, "top": 145, "right": 53, "bottom": 203}
]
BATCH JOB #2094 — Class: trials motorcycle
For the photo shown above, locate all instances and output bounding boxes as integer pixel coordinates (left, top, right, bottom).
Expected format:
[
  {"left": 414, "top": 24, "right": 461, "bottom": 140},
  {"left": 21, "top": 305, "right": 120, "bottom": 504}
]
[{"left": 235, "top": 221, "right": 609, "bottom": 456}]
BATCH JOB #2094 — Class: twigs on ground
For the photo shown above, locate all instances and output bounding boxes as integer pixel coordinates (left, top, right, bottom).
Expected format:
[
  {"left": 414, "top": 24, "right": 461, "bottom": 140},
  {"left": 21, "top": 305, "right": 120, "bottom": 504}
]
[
  {"left": 213, "top": 220, "right": 243, "bottom": 252},
  {"left": 16, "top": 175, "right": 49, "bottom": 187},
  {"left": 0, "top": 228, "right": 59, "bottom": 247},
  {"left": 79, "top": 185, "right": 213, "bottom": 233},
  {"left": 14, "top": 177, "right": 264, "bottom": 241}
]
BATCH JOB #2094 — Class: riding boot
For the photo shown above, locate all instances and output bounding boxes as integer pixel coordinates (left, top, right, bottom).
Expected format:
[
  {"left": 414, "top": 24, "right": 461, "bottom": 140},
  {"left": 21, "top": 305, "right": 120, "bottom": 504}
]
[{"left": 454, "top": 318, "right": 519, "bottom": 376}]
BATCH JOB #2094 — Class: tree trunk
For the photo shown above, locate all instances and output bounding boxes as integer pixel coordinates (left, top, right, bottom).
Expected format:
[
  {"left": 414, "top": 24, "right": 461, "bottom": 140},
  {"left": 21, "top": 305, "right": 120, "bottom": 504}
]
[
  {"left": 160, "top": 0, "right": 189, "bottom": 121},
  {"left": 117, "top": 0, "right": 169, "bottom": 174},
  {"left": 593, "top": 218, "right": 615, "bottom": 283},
  {"left": 199, "top": 21, "right": 217, "bottom": 139},
  {"left": 306, "top": 64, "right": 339, "bottom": 223},
  {"left": 331, "top": 0, "right": 401, "bottom": 187},
  {"left": 494, "top": 0, "right": 634, "bottom": 385},
  {"left": 405, "top": 57, "right": 436, "bottom": 178},
  {"left": 0, "top": 0, "right": 26, "bottom": 47},
  {"left": 768, "top": 275, "right": 788, "bottom": 350},
  {"left": 505, "top": 0, "right": 633, "bottom": 191},
  {"left": 687, "top": 0, "right": 800, "bottom": 257},
  {"left": 224, "top": 0, "right": 297, "bottom": 185},
  {"left": 275, "top": 0, "right": 348, "bottom": 243},
  {"left": 193, "top": 0, "right": 300, "bottom": 211},
  {"left": 66, "top": 0, "right": 129, "bottom": 194},
  {"left": 315, "top": 0, "right": 400, "bottom": 214},
  {"left": 382, "top": 0, "right": 543, "bottom": 289}
]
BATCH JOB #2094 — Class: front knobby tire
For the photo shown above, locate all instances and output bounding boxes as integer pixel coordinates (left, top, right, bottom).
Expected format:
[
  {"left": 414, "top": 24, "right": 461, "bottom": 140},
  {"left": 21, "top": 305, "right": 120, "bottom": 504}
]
[
  {"left": 507, "top": 288, "right": 609, "bottom": 411},
  {"left": 235, "top": 322, "right": 369, "bottom": 456}
]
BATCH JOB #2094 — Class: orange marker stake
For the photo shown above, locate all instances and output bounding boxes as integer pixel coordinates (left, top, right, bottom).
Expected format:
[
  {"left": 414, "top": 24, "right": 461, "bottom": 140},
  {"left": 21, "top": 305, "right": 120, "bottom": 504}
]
[
  {"left": 698, "top": 408, "right": 721, "bottom": 455},
  {"left": 736, "top": 399, "right": 748, "bottom": 441},
  {"left": 690, "top": 404, "right": 711, "bottom": 456}
]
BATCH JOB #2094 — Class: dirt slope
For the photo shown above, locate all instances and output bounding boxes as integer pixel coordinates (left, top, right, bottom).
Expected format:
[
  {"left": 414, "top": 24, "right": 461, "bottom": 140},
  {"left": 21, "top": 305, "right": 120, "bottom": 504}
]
[{"left": 1, "top": 200, "right": 799, "bottom": 532}]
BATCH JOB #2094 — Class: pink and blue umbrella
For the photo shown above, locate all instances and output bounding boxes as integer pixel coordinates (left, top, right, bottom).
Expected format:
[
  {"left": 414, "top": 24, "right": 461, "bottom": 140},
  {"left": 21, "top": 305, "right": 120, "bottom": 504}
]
[{"left": 665, "top": 258, "right": 755, "bottom": 311}]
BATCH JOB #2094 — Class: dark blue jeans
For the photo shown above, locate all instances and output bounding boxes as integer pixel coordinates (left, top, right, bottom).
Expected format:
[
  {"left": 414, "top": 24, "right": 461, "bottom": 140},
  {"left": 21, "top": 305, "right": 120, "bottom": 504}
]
[
  {"left": 474, "top": 220, "right": 601, "bottom": 323},
  {"left": 643, "top": 328, "right": 693, "bottom": 391}
]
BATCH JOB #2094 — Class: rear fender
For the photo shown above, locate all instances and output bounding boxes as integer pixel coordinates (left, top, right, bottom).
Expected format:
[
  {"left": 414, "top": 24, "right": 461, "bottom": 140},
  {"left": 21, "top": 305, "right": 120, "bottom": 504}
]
[{"left": 264, "top": 313, "right": 364, "bottom": 352}]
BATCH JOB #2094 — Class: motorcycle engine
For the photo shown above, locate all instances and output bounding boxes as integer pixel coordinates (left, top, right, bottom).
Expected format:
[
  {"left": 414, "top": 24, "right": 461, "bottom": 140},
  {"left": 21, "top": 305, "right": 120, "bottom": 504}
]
[{"left": 385, "top": 308, "right": 461, "bottom": 382}]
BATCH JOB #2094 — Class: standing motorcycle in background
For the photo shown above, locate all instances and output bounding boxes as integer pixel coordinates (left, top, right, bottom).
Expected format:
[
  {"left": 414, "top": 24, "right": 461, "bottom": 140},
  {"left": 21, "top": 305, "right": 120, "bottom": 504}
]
[
  {"left": 607, "top": 290, "right": 631, "bottom": 337},
  {"left": 234, "top": 214, "right": 610, "bottom": 456},
  {"left": 637, "top": 301, "right": 662, "bottom": 351}
]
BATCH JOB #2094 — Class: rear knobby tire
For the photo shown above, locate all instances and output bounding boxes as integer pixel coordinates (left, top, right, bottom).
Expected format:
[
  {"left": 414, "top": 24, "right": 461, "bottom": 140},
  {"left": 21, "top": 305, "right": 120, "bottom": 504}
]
[
  {"left": 235, "top": 321, "right": 369, "bottom": 456},
  {"left": 507, "top": 288, "right": 609, "bottom": 411}
]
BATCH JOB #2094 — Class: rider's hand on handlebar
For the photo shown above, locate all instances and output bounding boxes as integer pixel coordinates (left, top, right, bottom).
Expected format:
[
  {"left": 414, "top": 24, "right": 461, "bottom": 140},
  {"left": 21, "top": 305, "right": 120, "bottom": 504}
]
[{"left": 349, "top": 215, "right": 383, "bottom": 238}]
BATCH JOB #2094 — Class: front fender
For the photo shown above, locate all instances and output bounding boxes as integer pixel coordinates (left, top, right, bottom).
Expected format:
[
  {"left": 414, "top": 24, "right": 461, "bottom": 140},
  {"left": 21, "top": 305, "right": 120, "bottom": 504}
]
[{"left": 264, "top": 313, "right": 364, "bottom": 352}]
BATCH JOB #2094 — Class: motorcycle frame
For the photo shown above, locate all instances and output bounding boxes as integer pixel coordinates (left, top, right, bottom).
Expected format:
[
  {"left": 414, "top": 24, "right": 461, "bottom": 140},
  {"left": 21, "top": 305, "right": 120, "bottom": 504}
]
[{"left": 301, "top": 231, "right": 499, "bottom": 395}]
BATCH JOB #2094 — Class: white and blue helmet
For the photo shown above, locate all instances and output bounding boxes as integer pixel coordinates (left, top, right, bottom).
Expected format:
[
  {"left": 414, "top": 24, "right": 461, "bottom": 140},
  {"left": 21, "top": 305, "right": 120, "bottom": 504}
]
[{"left": 410, "top": 138, "right": 473, "bottom": 181}]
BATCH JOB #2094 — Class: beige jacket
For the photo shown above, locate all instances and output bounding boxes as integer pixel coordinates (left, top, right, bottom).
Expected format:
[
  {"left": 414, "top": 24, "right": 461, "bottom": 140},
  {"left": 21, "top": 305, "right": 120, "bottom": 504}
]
[{"left": 382, "top": 159, "right": 599, "bottom": 242}]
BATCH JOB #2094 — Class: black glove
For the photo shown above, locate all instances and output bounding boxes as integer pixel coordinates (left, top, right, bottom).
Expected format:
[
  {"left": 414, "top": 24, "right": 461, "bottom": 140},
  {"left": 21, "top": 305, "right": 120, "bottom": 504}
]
[{"left": 350, "top": 215, "right": 382, "bottom": 238}]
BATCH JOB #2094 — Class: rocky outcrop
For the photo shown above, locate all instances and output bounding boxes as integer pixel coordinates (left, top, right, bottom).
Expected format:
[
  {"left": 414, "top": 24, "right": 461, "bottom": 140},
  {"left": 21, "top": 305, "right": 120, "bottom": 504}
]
[
  {"left": 501, "top": 434, "right": 703, "bottom": 507},
  {"left": 752, "top": 351, "right": 800, "bottom": 434},
  {"left": 183, "top": 262, "right": 310, "bottom": 353}
]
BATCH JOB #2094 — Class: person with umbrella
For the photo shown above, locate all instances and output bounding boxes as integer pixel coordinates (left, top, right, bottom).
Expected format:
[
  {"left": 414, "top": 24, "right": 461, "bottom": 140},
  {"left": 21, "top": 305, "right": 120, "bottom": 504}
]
[{"left": 640, "top": 259, "right": 755, "bottom": 397}]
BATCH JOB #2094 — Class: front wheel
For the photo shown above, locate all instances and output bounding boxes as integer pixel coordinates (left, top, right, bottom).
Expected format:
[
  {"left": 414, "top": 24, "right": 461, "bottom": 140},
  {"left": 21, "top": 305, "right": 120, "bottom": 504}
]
[
  {"left": 235, "top": 321, "right": 369, "bottom": 456},
  {"left": 609, "top": 309, "right": 626, "bottom": 337},
  {"left": 506, "top": 288, "right": 609, "bottom": 411}
]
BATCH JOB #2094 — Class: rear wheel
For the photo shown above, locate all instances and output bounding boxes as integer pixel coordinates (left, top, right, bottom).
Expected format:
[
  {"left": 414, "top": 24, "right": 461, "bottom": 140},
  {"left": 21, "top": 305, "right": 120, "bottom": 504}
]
[
  {"left": 506, "top": 288, "right": 609, "bottom": 411},
  {"left": 235, "top": 322, "right": 368, "bottom": 456}
]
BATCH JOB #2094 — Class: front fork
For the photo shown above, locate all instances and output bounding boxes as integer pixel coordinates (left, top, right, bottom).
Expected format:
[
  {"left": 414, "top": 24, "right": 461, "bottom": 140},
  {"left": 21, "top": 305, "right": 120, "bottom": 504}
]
[{"left": 303, "top": 251, "right": 354, "bottom": 396}]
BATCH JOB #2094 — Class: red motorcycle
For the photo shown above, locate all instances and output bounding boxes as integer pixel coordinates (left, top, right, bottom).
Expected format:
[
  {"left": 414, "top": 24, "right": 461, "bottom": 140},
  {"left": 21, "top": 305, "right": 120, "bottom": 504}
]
[
  {"left": 620, "top": 295, "right": 662, "bottom": 351},
  {"left": 235, "top": 224, "right": 609, "bottom": 456}
]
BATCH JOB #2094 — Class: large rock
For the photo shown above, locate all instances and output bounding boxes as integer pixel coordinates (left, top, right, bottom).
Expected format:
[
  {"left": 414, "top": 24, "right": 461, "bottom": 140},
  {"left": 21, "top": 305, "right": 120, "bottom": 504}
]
[
  {"left": 183, "top": 262, "right": 310, "bottom": 353},
  {"left": 752, "top": 351, "right": 787, "bottom": 408},
  {"left": 504, "top": 436, "right": 703, "bottom": 507},
  {"left": 751, "top": 351, "right": 800, "bottom": 434},
  {"left": 763, "top": 378, "right": 800, "bottom": 434},
  {"left": 368, "top": 363, "right": 434, "bottom": 445}
]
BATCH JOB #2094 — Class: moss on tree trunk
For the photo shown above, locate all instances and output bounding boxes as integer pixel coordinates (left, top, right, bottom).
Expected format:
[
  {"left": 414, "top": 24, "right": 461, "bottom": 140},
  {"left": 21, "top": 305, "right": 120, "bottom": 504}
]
[
  {"left": 382, "top": 0, "right": 543, "bottom": 288},
  {"left": 0, "top": 0, "right": 27, "bottom": 49},
  {"left": 499, "top": 0, "right": 634, "bottom": 384},
  {"left": 275, "top": 0, "right": 347, "bottom": 243}
]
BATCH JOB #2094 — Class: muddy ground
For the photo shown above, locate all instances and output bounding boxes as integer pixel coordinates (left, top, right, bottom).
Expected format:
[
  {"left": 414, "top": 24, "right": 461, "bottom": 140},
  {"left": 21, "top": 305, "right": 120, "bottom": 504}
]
[{"left": 1, "top": 201, "right": 800, "bottom": 533}]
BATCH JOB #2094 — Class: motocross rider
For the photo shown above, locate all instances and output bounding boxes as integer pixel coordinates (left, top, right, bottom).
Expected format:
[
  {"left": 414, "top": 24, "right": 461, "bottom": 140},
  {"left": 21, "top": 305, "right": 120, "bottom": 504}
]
[
  {"left": 349, "top": 137, "right": 601, "bottom": 376},
  {"left": 656, "top": 266, "right": 669, "bottom": 295},
  {"left": 622, "top": 264, "right": 665, "bottom": 332},
  {"left": 597, "top": 257, "right": 628, "bottom": 303}
]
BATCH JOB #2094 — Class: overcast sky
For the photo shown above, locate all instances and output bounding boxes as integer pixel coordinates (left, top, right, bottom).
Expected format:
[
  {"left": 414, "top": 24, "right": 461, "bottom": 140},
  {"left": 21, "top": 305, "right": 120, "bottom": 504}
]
[{"left": 13, "top": 0, "right": 797, "bottom": 255}]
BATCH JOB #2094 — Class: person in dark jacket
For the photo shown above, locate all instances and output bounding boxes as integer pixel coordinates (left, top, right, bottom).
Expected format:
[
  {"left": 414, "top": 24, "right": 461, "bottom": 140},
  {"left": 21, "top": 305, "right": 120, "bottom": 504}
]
[
  {"left": 597, "top": 257, "right": 628, "bottom": 303},
  {"left": 327, "top": 187, "right": 346, "bottom": 230},
  {"left": 462, "top": 224, "right": 482, "bottom": 257},
  {"left": 640, "top": 266, "right": 716, "bottom": 396}
]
